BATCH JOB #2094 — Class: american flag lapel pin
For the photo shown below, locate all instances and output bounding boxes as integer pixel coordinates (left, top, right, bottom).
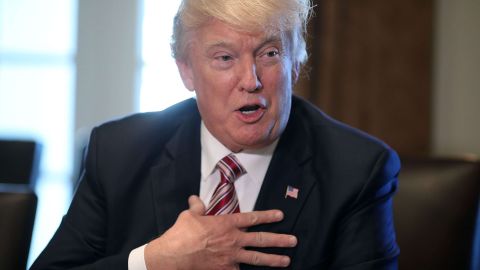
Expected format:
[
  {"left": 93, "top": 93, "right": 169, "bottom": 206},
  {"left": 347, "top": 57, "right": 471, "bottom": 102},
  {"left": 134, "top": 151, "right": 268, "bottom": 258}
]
[{"left": 285, "top": 185, "right": 299, "bottom": 199}]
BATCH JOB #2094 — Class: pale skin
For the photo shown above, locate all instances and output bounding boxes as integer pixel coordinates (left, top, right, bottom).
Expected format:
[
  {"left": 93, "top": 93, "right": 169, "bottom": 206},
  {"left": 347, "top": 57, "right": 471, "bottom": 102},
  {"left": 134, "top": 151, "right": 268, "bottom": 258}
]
[
  {"left": 144, "top": 19, "right": 299, "bottom": 269},
  {"left": 176, "top": 20, "right": 298, "bottom": 152},
  {"left": 145, "top": 196, "right": 297, "bottom": 270}
]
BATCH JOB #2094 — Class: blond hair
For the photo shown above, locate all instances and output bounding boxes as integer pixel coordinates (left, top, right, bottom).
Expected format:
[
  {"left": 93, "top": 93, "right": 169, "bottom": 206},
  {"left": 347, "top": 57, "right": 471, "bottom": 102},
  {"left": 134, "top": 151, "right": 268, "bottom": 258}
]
[{"left": 171, "top": 0, "right": 312, "bottom": 65}]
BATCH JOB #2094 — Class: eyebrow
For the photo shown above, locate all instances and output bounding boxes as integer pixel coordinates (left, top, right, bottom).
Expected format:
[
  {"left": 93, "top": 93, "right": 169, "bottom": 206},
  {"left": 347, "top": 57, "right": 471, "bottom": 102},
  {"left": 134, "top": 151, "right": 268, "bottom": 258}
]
[
  {"left": 255, "top": 36, "right": 283, "bottom": 54},
  {"left": 205, "top": 41, "right": 233, "bottom": 51},
  {"left": 205, "top": 35, "right": 283, "bottom": 55}
]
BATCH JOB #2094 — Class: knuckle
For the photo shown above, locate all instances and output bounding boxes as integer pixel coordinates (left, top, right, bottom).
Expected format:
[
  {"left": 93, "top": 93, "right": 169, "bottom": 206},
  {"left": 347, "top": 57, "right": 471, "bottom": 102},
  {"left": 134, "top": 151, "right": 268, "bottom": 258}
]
[
  {"left": 256, "top": 232, "right": 264, "bottom": 246},
  {"left": 249, "top": 213, "right": 259, "bottom": 225},
  {"left": 230, "top": 235, "right": 240, "bottom": 247},
  {"left": 219, "top": 256, "right": 231, "bottom": 267},
  {"left": 233, "top": 214, "right": 242, "bottom": 226},
  {"left": 178, "top": 210, "right": 191, "bottom": 220},
  {"left": 251, "top": 253, "right": 261, "bottom": 265}
]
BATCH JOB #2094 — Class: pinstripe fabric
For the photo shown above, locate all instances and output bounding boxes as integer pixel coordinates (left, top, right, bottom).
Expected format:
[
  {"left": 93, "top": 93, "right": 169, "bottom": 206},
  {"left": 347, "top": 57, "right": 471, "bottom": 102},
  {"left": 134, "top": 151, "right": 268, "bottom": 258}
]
[{"left": 206, "top": 154, "right": 246, "bottom": 215}]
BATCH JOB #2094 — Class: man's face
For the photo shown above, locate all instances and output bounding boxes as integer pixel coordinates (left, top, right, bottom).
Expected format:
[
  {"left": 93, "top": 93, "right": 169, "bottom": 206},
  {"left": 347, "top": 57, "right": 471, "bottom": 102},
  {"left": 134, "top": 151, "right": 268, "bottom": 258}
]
[{"left": 177, "top": 20, "right": 296, "bottom": 152}]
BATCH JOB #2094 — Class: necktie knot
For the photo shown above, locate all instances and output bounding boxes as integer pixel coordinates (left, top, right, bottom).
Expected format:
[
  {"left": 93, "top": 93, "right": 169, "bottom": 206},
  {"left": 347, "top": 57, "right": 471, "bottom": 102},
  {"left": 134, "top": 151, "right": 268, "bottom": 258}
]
[
  {"left": 217, "top": 154, "right": 246, "bottom": 183},
  {"left": 206, "top": 154, "right": 246, "bottom": 215}
]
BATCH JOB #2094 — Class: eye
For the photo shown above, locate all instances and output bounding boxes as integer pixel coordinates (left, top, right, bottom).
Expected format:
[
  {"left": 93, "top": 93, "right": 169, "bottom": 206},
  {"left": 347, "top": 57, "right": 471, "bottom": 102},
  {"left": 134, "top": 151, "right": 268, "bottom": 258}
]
[
  {"left": 266, "top": 50, "right": 279, "bottom": 57},
  {"left": 212, "top": 53, "right": 235, "bottom": 69},
  {"left": 216, "top": 55, "right": 233, "bottom": 62},
  {"left": 259, "top": 47, "right": 281, "bottom": 65}
]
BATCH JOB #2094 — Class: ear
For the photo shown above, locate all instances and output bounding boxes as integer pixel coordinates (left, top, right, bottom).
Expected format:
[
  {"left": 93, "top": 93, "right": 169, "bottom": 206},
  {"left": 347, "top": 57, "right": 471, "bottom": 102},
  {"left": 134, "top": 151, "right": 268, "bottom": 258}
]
[{"left": 176, "top": 59, "right": 195, "bottom": 91}]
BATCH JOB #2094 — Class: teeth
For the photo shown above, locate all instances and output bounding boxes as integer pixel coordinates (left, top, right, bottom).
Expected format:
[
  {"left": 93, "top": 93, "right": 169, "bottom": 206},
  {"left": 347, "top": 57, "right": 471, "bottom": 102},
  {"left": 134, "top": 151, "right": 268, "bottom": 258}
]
[{"left": 241, "top": 110, "right": 256, "bottom": 115}]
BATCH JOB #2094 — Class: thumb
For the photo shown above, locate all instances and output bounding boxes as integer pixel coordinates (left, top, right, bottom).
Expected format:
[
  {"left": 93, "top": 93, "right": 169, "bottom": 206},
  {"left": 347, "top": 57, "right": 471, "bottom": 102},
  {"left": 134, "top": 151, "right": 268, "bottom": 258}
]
[{"left": 188, "top": 195, "right": 206, "bottom": 215}]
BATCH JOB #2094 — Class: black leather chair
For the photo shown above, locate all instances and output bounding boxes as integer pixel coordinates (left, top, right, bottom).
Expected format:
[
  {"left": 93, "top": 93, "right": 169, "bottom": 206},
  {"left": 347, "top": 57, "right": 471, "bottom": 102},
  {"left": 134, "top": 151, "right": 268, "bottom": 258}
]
[
  {"left": 394, "top": 157, "right": 480, "bottom": 270},
  {"left": 0, "top": 184, "right": 38, "bottom": 270},
  {"left": 0, "top": 139, "right": 41, "bottom": 187}
]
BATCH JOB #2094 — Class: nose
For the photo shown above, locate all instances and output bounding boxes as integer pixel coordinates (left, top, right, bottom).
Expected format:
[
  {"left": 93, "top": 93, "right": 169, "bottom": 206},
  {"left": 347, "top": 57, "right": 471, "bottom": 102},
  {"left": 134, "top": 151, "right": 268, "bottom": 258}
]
[{"left": 239, "top": 59, "right": 262, "bottom": 92}]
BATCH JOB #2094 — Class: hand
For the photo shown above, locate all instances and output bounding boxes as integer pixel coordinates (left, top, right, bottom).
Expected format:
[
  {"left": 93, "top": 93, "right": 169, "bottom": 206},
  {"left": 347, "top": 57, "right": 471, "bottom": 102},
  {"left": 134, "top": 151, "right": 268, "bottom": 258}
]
[{"left": 145, "top": 195, "right": 297, "bottom": 270}]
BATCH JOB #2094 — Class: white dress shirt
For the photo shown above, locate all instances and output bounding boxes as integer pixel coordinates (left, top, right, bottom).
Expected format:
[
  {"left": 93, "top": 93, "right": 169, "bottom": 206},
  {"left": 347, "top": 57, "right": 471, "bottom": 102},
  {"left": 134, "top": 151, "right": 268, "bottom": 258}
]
[{"left": 128, "top": 122, "right": 278, "bottom": 269}]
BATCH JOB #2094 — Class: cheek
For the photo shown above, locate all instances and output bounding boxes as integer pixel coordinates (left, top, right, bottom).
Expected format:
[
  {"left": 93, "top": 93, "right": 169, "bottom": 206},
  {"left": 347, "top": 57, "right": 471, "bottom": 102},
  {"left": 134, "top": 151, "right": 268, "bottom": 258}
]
[
  {"left": 195, "top": 79, "right": 235, "bottom": 122},
  {"left": 266, "top": 69, "right": 292, "bottom": 104},
  {"left": 263, "top": 67, "right": 292, "bottom": 128},
  {"left": 196, "top": 67, "right": 238, "bottom": 95}
]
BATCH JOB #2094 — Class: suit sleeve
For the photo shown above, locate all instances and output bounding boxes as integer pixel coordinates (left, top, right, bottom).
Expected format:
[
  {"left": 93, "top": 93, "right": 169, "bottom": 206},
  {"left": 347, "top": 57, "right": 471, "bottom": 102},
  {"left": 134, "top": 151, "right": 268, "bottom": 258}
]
[
  {"left": 329, "top": 149, "right": 400, "bottom": 270},
  {"left": 30, "top": 128, "right": 130, "bottom": 270}
]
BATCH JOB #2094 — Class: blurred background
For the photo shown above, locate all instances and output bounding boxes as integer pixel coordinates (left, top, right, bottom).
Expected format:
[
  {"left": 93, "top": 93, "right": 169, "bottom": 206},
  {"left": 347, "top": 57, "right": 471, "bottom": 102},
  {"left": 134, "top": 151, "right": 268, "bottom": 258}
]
[{"left": 0, "top": 0, "right": 478, "bottom": 268}]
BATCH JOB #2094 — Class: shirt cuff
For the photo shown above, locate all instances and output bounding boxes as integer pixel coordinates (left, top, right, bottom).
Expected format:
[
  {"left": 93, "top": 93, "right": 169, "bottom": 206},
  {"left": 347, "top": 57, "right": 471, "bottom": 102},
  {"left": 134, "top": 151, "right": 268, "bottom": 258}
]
[{"left": 128, "top": 244, "right": 148, "bottom": 270}]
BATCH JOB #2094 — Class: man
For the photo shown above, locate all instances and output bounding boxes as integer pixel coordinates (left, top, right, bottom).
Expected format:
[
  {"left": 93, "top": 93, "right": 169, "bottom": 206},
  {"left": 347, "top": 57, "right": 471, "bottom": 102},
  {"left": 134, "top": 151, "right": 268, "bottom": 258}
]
[{"left": 31, "top": 0, "right": 400, "bottom": 269}]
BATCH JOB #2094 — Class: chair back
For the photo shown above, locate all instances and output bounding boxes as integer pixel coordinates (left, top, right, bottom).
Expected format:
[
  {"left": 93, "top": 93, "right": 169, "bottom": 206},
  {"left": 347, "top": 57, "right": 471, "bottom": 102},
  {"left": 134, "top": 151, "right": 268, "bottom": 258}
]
[
  {"left": 0, "top": 184, "right": 37, "bottom": 270},
  {"left": 0, "top": 139, "right": 41, "bottom": 186},
  {"left": 394, "top": 157, "right": 480, "bottom": 270}
]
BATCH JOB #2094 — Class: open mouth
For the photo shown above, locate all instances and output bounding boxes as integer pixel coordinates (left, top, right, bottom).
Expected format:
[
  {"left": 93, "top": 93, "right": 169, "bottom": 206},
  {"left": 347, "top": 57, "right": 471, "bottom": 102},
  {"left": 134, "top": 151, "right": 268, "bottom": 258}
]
[
  {"left": 239, "top": 104, "right": 262, "bottom": 115},
  {"left": 235, "top": 101, "right": 266, "bottom": 123}
]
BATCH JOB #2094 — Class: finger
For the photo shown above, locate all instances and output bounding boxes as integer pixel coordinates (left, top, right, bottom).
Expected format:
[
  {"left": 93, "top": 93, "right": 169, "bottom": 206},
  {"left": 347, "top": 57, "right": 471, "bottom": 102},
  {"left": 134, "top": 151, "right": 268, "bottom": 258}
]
[
  {"left": 236, "top": 249, "right": 291, "bottom": 268},
  {"left": 238, "top": 231, "right": 297, "bottom": 248},
  {"left": 232, "top": 210, "right": 284, "bottom": 228},
  {"left": 188, "top": 195, "right": 206, "bottom": 215}
]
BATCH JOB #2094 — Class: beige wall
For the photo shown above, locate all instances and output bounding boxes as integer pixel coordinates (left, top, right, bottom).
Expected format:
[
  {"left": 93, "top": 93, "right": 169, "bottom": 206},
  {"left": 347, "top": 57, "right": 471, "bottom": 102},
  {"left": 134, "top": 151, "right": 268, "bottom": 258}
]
[
  {"left": 75, "top": 0, "right": 141, "bottom": 133},
  {"left": 73, "top": 0, "right": 142, "bottom": 178},
  {"left": 433, "top": 0, "right": 480, "bottom": 157}
]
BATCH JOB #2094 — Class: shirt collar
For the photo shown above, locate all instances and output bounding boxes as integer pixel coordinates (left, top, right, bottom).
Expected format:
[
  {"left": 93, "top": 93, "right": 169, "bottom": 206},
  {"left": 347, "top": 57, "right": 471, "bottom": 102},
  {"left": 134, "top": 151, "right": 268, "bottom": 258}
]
[{"left": 200, "top": 122, "right": 278, "bottom": 182}]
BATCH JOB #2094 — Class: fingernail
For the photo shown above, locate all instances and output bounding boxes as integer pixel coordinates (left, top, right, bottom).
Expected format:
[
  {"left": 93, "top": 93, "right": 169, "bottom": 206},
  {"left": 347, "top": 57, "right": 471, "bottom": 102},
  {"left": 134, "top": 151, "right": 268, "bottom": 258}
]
[
  {"left": 275, "top": 211, "right": 283, "bottom": 220},
  {"left": 282, "top": 256, "right": 291, "bottom": 266},
  {"left": 290, "top": 236, "right": 297, "bottom": 246}
]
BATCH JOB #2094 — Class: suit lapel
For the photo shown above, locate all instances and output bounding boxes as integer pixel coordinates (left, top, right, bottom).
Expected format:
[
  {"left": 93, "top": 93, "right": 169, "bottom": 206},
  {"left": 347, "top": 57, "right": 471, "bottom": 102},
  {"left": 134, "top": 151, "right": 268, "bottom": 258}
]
[
  {"left": 149, "top": 110, "right": 202, "bottom": 235},
  {"left": 147, "top": 96, "right": 320, "bottom": 253},
  {"left": 252, "top": 141, "right": 314, "bottom": 233},
  {"left": 243, "top": 104, "right": 318, "bottom": 268}
]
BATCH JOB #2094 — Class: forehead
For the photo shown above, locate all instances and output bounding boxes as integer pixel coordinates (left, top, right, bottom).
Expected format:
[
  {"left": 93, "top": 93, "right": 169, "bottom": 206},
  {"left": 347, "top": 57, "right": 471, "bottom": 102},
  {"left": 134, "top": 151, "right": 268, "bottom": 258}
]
[{"left": 189, "top": 19, "right": 286, "bottom": 51}]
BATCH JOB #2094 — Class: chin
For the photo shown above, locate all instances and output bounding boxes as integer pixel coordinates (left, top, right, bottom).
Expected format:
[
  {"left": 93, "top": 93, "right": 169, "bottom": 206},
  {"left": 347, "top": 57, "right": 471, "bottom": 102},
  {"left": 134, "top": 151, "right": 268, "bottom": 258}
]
[
  {"left": 232, "top": 122, "right": 281, "bottom": 148},
  {"left": 235, "top": 135, "right": 275, "bottom": 150}
]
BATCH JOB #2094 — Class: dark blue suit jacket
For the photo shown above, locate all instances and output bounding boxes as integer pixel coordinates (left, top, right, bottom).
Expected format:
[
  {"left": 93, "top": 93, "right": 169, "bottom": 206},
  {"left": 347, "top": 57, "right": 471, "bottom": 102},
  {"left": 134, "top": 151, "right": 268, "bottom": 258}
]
[{"left": 31, "top": 96, "right": 400, "bottom": 269}]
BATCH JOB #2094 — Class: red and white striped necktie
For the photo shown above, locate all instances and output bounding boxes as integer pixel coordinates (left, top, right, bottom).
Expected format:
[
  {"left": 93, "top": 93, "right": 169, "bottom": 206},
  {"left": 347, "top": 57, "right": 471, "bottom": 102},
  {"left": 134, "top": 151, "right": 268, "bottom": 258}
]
[{"left": 206, "top": 154, "right": 246, "bottom": 215}]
